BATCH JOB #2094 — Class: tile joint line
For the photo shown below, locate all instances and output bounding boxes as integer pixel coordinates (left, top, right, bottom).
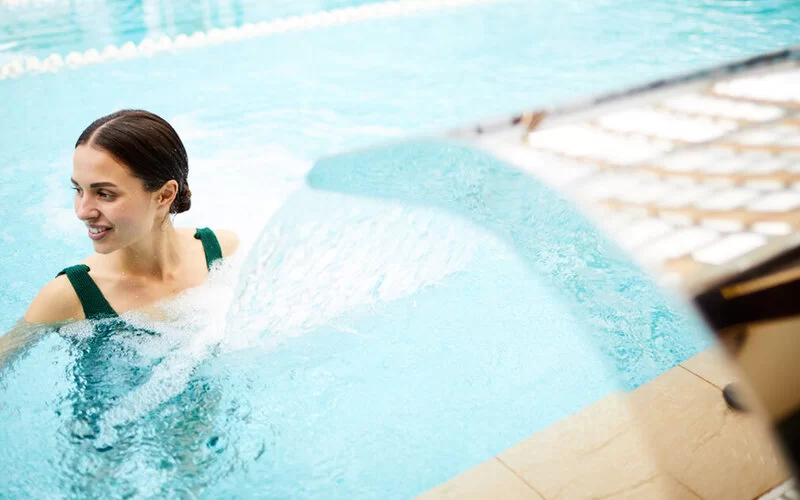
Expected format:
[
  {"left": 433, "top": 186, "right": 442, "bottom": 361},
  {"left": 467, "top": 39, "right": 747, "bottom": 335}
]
[{"left": 494, "top": 456, "right": 547, "bottom": 498}]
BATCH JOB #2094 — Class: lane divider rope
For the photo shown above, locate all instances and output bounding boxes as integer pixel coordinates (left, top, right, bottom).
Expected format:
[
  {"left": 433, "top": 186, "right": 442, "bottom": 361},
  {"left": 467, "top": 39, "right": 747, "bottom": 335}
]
[
  {"left": 1, "top": 0, "right": 504, "bottom": 80},
  {"left": 1, "top": 0, "right": 75, "bottom": 7}
]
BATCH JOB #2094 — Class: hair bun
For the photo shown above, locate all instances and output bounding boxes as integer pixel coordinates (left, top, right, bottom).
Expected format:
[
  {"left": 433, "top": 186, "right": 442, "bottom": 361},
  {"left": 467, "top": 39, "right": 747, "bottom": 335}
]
[{"left": 173, "top": 185, "right": 192, "bottom": 214}]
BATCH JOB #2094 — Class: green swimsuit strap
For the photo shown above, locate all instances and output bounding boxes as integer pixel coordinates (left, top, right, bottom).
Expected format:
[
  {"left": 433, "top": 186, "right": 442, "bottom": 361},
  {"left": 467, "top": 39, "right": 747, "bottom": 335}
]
[
  {"left": 56, "top": 264, "right": 118, "bottom": 320},
  {"left": 56, "top": 230, "right": 220, "bottom": 320},
  {"left": 194, "top": 227, "right": 223, "bottom": 270}
]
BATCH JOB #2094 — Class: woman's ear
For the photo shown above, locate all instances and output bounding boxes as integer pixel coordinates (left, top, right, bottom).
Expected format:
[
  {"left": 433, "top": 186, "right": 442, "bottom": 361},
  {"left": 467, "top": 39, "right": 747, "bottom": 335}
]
[{"left": 158, "top": 180, "right": 179, "bottom": 209}]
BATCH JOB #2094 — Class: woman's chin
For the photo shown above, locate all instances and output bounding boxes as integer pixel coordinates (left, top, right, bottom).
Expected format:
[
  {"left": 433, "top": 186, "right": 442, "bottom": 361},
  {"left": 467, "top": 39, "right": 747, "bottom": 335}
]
[{"left": 92, "top": 239, "right": 118, "bottom": 255}]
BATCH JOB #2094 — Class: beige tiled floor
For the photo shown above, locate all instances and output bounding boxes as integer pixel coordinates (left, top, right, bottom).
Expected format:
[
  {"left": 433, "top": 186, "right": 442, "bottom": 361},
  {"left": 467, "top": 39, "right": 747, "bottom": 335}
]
[
  {"left": 628, "top": 366, "right": 786, "bottom": 499},
  {"left": 498, "top": 391, "right": 679, "bottom": 499},
  {"left": 681, "top": 345, "right": 743, "bottom": 389},
  {"left": 419, "top": 348, "right": 790, "bottom": 499},
  {"left": 417, "top": 458, "right": 543, "bottom": 500}
]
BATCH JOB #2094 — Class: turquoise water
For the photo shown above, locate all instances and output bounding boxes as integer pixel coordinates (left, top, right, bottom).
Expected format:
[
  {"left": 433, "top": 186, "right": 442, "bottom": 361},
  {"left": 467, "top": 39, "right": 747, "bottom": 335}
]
[{"left": 1, "top": 0, "right": 799, "bottom": 497}]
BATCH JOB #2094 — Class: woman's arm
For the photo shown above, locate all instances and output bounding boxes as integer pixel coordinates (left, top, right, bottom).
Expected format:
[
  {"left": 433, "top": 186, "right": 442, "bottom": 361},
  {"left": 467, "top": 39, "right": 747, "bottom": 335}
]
[
  {"left": 0, "top": 277, "right": 82, "bottom": 373},
  {"left": 0, "top": 320, "right": 58, "bottom": 374}
]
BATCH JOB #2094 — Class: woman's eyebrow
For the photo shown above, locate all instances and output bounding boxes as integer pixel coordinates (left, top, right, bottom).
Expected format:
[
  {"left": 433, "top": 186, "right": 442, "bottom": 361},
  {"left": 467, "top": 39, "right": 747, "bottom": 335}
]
[{"left": 69, "top": 178, "right": 117, "bottom": 188}]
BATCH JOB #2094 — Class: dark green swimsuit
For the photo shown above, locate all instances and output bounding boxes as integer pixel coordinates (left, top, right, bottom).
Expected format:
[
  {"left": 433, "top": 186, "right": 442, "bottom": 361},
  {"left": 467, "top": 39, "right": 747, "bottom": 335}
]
[{"left": 57, "top": 228, "right": 223, "bottom": 320}]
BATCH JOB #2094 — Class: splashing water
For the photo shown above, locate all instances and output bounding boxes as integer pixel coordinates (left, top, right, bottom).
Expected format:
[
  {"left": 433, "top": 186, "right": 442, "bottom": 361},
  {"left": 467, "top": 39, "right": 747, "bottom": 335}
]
[{"left": 224, "top": 191, "right": 498, "bottom": 352}]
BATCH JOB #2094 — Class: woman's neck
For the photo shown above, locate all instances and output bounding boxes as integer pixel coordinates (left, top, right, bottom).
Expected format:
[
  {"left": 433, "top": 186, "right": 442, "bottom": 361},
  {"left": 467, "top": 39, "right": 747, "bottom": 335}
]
[{"left": 115, "top": 219, "right": 184, "bottom": 280}]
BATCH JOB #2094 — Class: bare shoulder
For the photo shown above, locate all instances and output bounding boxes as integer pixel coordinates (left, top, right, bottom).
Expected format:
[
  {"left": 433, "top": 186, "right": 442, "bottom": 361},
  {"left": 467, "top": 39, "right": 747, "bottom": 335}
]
[
  {"left": 24, "top": 274, "right": 83, "bottom": 324},
  {"left": 213, "top": 229, "right": 240, "bottom": 258}
]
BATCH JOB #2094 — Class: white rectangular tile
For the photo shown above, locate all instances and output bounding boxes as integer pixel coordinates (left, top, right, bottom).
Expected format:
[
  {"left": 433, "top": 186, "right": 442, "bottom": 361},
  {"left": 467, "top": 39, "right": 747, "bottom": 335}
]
[
  {"left": 616, "top": 219, "right": 673, "bottom": 249},
  {"left": 599, "top": 109, "right": 737, "bottom": 142},
  {"left": 639, "top": 227, "right": 719, "bottom": 262},
  {"left": 753, "top": 221, "right": 792, "bottom": 236},
  {"left": 747, "top": 191, "right": 800, "bottom": 212},
  {"left": 693, "top": 233, "right": 767, "bottom": 265},
  {"left": 695, "top": 188, "right": 759, "bottom": 210},
  {"left": 701, "top": 218, "right": 745, "bottom": 232},
  {"left": 657, "top": 184, "right": 718, "bottom": 208},
  {"left": 661, "top": 94, "right": 785, "bottom": 121}
]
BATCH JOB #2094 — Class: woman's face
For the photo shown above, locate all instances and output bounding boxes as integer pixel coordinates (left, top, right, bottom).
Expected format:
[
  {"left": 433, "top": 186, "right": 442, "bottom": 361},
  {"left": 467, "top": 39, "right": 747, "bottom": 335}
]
[{"left": 72, "top": 145, "right": 163, "bottom": 254}]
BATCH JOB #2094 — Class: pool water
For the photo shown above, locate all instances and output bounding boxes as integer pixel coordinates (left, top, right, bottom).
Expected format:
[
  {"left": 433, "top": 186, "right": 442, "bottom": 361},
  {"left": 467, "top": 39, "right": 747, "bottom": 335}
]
[{"left": 1, "top": 0, "right": 799, "bottom": 497}]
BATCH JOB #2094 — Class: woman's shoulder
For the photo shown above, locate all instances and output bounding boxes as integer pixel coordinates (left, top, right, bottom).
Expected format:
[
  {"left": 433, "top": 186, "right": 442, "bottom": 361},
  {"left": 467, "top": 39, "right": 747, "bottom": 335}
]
[
  {"left": 24, "top": 273, "right": 83, "bottom": 324},
  {"left": 212, "top": 228, "right": 240, "bottom": 257},
  {"left": 179, "top": 227, "right": 240, "bottom": 258}
]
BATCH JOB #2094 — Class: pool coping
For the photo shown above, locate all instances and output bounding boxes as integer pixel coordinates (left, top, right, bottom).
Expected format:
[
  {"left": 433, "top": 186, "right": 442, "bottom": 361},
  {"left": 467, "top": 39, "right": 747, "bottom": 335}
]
[{"left": 418, "top": 346, "right": 790, "bottom": 499}]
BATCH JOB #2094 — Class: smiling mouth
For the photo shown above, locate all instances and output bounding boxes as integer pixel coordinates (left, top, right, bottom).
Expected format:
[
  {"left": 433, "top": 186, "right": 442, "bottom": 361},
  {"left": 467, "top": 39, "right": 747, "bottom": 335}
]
[{"left": 87, "top": 226, "right": 112, "bottom": 241}]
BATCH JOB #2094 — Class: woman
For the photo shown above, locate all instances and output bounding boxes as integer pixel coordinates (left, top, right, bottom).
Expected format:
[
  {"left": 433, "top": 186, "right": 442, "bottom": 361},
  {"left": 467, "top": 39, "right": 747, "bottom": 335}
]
[
  {"left": 1, "top": 111, "right": 240, "bottom": 490},
  {"left": 25, "top": 109, "right": 238, "bottom": 323}
]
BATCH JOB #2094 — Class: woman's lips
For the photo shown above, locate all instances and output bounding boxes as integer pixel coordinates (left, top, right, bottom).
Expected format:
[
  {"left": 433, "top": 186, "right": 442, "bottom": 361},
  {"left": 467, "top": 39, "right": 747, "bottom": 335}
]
[{"left": 87, "top": 226, "right": 112, "bottom": 241}]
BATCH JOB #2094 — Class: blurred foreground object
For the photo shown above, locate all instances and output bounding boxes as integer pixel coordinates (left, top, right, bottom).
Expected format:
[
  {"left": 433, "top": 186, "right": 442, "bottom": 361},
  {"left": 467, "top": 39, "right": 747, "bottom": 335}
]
[{"left": 451, "top": 47, "right": 800, "bottom": 479}]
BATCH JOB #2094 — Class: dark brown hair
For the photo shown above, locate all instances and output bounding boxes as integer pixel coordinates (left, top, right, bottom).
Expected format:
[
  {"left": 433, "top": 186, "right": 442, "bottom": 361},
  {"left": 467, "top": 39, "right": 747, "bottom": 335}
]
[{"left": 76, "top": 109, "right": 191, "bottom": 214}]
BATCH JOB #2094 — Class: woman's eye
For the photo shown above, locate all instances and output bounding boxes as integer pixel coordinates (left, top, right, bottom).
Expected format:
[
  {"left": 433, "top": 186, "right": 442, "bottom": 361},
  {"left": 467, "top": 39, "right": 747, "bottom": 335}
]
[
  {"left": 72, "top": 187, "right": 82, "bottom": 195},
  {"left": 98, "top": 191, "right": 115, "bottom": 199}
]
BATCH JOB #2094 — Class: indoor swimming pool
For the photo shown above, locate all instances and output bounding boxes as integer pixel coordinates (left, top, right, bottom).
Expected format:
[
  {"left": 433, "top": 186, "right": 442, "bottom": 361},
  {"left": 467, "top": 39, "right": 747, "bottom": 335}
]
[{"left": 1, "top": 0, "right": 799, "bottom": 497}]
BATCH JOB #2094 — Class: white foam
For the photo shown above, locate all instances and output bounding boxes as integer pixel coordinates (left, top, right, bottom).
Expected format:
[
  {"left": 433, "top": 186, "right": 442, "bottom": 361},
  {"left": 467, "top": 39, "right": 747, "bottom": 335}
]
[{"left": 60, "top": 255, "right": 244, "bottom": 446}]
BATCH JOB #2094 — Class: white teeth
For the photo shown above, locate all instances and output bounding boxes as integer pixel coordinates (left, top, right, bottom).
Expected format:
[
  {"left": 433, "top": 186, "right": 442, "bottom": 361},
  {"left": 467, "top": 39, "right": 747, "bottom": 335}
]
[{"left": 88, "top": 227, "right": 109, "bottom": 234}]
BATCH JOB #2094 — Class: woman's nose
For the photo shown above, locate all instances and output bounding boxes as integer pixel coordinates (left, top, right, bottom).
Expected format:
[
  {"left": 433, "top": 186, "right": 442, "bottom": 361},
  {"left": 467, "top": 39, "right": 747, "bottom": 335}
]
[{"left": 75, "top": 195, "right": 99, "bottom": 220}]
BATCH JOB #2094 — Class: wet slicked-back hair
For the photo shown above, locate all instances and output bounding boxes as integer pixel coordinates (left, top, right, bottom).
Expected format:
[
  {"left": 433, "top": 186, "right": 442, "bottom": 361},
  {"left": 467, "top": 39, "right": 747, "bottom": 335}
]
[{"left": 76, "top": 109, "right": 191, "bottom": 213}]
